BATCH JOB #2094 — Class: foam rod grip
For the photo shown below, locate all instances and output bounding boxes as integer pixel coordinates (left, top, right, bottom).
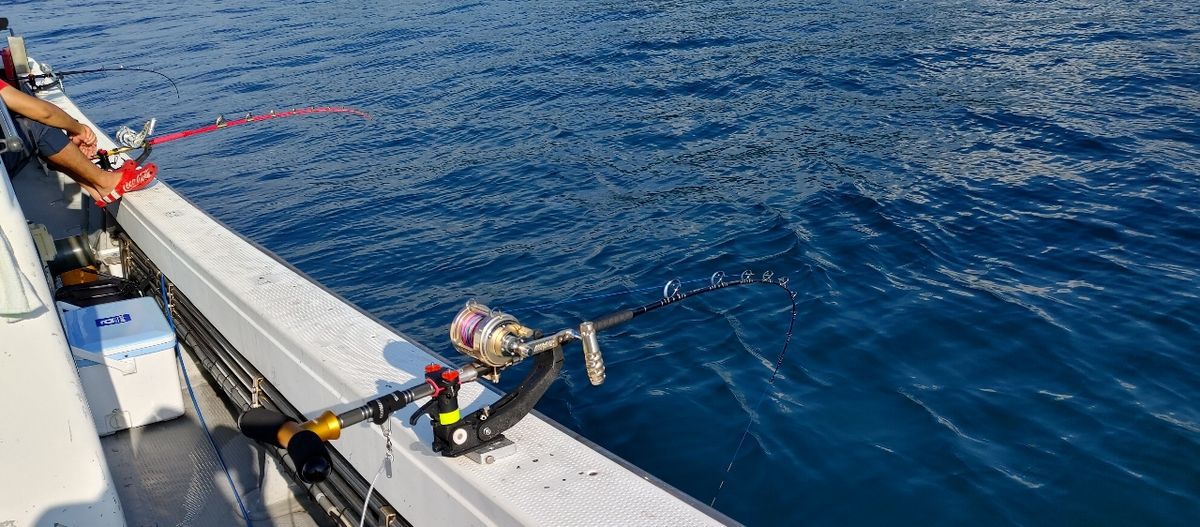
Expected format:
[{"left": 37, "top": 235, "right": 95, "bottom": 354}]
[
  {"left": 591, "top": 309, "right": 633, "bottom": 331},
  {"left": 239, "top": 407, "right": 293, "bottom": 447}
]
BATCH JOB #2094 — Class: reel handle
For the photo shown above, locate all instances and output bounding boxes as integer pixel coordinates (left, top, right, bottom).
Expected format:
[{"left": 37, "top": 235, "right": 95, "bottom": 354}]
[
  {"left": 576, "top": 309, "right": 631, "bottom": 386},
  {"left": 579, "top": 321, "right": 605, "bottom": 386}
]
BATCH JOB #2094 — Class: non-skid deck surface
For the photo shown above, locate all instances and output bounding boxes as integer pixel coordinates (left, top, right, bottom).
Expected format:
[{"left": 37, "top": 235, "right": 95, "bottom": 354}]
[
  {"left": 101, "top": 347, "right": 327, "bottom": 527},
  {"left": 8, "top": 159, "right": 95, "bottom": 240}
]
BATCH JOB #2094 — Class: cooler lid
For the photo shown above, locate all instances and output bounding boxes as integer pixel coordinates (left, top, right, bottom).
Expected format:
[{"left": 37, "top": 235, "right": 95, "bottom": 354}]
[{"left": 63, "top": 296, "right": 176, "bottom": 361}]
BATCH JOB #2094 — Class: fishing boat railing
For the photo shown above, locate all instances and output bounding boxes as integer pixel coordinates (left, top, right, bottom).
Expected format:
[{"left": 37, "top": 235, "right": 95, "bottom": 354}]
[{"left": 0, "top": 96, "right": 25, "bottom": 154}]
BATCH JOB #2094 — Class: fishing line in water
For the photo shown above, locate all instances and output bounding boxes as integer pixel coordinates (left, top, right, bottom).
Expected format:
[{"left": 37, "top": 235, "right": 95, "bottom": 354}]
[
  {"left": 707, "top": 273, "right": 798, "bottom": 508},
  {"left": 512, "top": 270, "right": 801, "bottom": 506}
]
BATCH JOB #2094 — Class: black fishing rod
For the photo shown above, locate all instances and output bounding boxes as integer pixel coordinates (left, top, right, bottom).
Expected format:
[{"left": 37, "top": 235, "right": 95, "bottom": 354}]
[
  {"left": 588, "top": 270, "right": 793, "bottom": 335},
  {"left": 28, "top": 65, "right": 179, "bottom": 98},
  {"left": 237, "top": 270, "right": 798, "bottom": 487}
]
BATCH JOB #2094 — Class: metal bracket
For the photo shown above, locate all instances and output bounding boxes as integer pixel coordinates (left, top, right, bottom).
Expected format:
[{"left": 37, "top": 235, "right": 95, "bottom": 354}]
[
  {"left": 165, "top": 282, "right": 176, "bottom": 312},
  {"left": 250, "top": 377, "right": 265, "bottom": 408},
  {"left": 379, "top": 506, "right": 400, "bottom": 526},
  {"left": 464, "top": 437, "right": 516, "bottom": 465}
]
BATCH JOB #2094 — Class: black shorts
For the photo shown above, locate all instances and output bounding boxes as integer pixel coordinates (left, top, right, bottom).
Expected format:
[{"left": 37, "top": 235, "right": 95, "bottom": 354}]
[{"left": 16, "top": 116, "right": 72, "bottom": 157}]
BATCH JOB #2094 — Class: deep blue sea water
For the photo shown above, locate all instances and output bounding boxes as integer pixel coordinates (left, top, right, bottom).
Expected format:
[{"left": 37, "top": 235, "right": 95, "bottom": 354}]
[{"left": 12, "top": 1, "right": 1200, "bottom": 525}]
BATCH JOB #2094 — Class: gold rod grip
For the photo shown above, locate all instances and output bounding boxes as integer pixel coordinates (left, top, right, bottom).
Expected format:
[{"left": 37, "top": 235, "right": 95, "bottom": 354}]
[
  {"left": 277, "top": 410, "right": 342, "bottom": 447},
  {"left": 303, "top": 410, "right": 343, "bottom": 442},
  {"left": 275, "top": 421, "right": 303, "bottom": 448}
]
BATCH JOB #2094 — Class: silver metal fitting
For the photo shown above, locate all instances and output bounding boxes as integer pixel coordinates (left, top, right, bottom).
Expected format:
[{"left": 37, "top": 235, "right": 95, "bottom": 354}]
[{"left": 579, "top": 321, "right": 606, "bottom": 386}]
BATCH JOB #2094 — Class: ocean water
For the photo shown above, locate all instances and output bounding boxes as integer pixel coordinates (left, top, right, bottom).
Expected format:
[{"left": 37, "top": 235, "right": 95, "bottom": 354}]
[{"left": 12, "top": 1, "right": 1200, "bottom": 524}]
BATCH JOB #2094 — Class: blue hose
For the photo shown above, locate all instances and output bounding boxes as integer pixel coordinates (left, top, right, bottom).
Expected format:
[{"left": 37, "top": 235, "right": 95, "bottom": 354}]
[{"left": 160, "top": 275, "right": 254, "bottom": 526}]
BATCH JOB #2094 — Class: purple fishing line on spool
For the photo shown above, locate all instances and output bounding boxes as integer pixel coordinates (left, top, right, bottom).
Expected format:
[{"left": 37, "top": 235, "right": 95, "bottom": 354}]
[{"left": 459, "top": 311, "right": 486, "bottom": 348}]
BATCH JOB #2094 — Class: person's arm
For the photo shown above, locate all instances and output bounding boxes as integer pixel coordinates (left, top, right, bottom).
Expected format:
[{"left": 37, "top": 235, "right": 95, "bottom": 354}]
[{"left": 0, "top": 83, "right": 97, "bottom": 155}]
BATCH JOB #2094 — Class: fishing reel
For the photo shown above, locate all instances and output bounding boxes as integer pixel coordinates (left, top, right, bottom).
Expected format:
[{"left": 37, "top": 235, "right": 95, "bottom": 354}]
[
  {"left": 26, "top": 64, "right": 63, "bottom": 93},
  {"left": 94, "top": 118, "right": 156, "bottom": 170},
  {"left": 114, "top": 118, "right": 156, "bottom": 150},
  {"left": 450, "top": 300, "right": 607, "bottom": 385}
]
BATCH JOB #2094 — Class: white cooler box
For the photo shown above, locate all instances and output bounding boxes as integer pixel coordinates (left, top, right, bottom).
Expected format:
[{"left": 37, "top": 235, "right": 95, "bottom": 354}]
[{"left": 62, "top": 297, "right": 184, "bottom": 436}]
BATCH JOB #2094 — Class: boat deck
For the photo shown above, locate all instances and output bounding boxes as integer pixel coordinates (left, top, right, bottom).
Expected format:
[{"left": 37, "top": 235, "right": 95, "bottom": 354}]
[{"left": 102, "top": 341, "right": 326, "bottom": 527}]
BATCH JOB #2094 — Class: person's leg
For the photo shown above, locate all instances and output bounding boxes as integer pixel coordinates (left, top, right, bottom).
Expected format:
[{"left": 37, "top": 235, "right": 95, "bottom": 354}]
[
  {"left": 19, "top": 118, "right": 121, "bottom": 201},
  {"left": 43, "top": 145, "right": 121, "bottom": 202}
]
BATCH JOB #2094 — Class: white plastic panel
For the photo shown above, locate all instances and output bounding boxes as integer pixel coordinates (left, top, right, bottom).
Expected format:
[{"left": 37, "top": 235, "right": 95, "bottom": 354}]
[{"left": 0, "top": 160, "right": 124, "bottom": 524}]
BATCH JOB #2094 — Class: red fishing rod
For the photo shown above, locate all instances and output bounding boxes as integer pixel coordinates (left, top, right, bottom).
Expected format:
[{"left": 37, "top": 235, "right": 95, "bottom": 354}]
[{"left": 95, "top": 106, "right": 371, "bottom": 167}]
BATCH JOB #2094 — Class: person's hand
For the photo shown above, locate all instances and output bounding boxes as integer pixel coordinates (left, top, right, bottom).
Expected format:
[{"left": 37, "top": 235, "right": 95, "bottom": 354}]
[{"left": 68, "top": 123, "right": 98, "bottom": 158}]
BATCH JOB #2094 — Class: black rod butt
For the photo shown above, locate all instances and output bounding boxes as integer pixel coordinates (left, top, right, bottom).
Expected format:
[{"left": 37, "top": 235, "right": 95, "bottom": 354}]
[{"left": 238, "top": 407, "right": 292, "bottom": 447}]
